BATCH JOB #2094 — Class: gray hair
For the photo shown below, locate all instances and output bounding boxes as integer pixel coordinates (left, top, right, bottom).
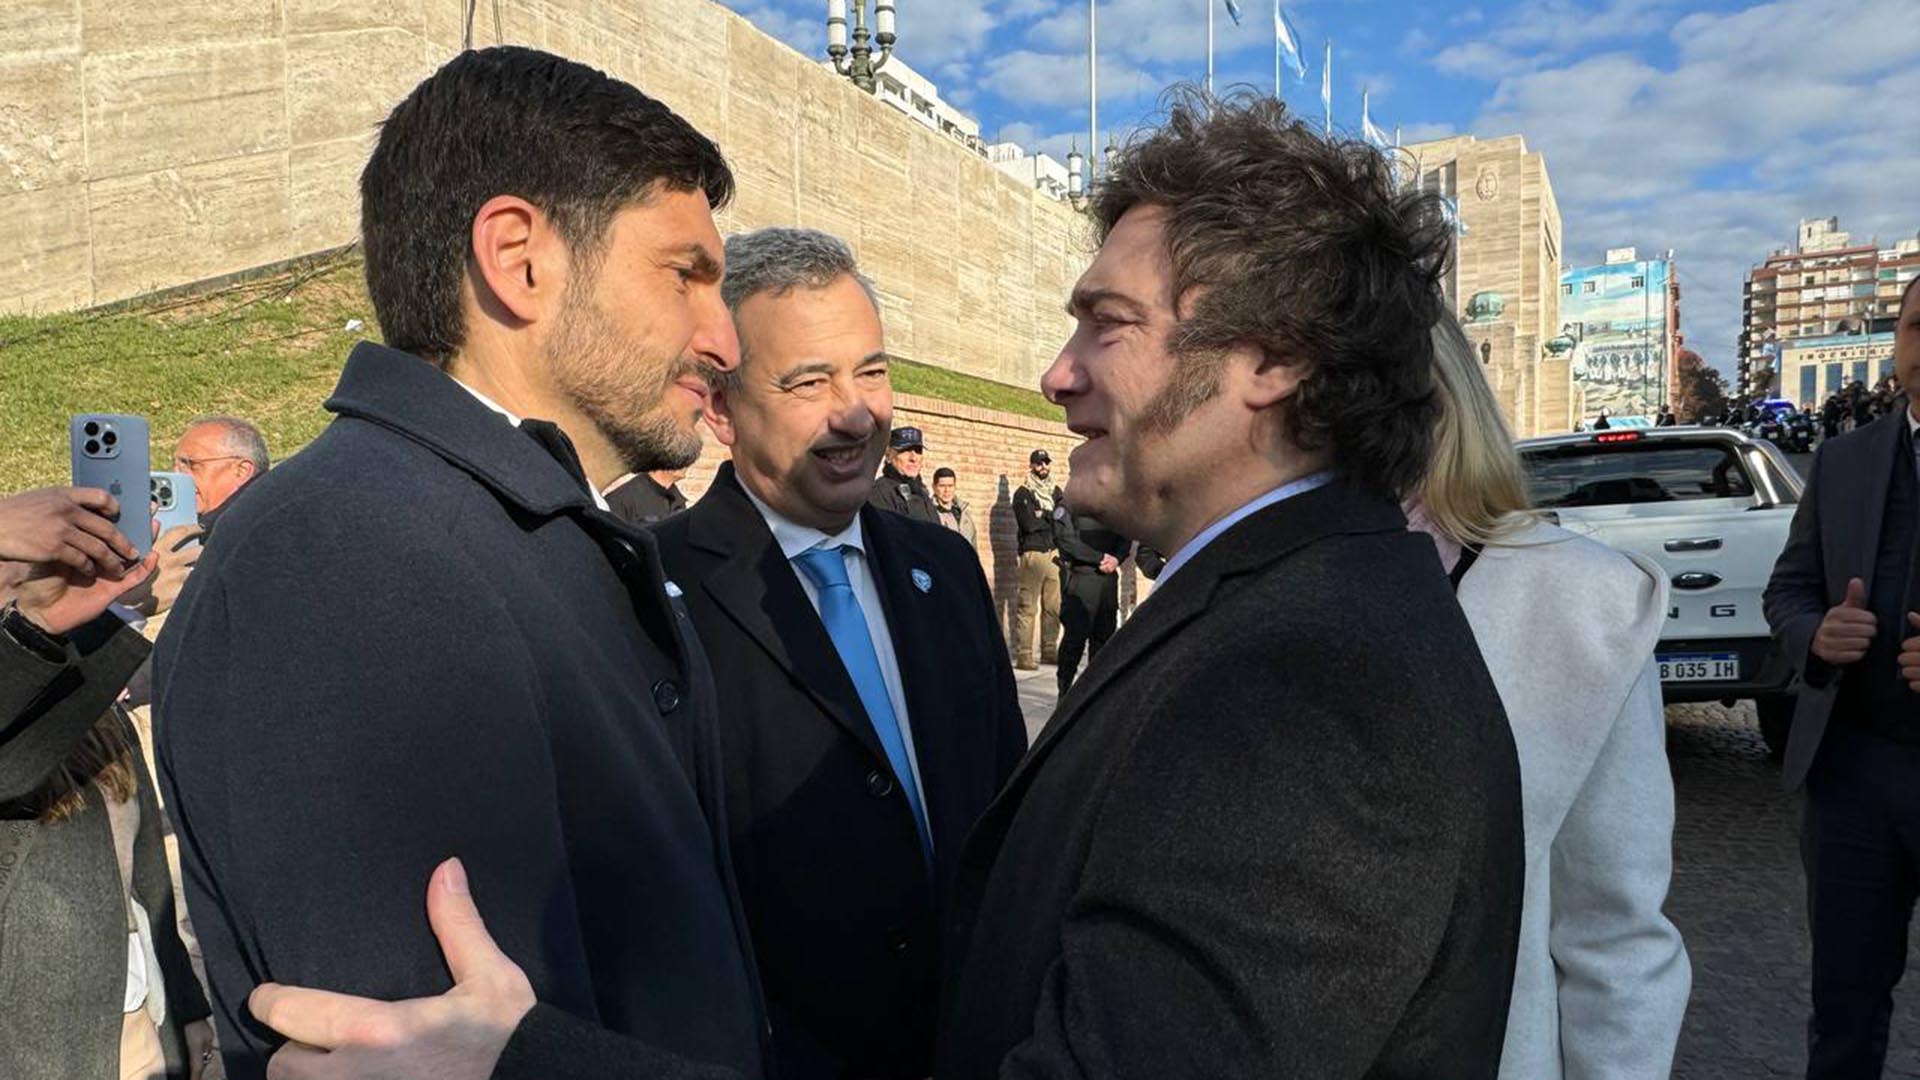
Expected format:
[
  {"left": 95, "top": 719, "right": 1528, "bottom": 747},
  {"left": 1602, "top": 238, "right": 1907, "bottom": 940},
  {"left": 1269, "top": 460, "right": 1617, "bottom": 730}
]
[
  {"left": 185, "top": 415, "right": 272, "bottom": 472},
  {"left": 722, "top": 227, "right": 880, "bottom": 315}
]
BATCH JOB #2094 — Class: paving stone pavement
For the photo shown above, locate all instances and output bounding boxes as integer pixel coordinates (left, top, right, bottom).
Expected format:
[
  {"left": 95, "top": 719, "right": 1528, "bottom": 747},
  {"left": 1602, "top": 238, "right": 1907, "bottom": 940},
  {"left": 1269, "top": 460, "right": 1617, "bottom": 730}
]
[
  {"left": 1009, "top": 669, "right": 1920, "bottom": 1077},
  {"left": 1667, "top": 700, "right": 1920, "bottom": 1079}
]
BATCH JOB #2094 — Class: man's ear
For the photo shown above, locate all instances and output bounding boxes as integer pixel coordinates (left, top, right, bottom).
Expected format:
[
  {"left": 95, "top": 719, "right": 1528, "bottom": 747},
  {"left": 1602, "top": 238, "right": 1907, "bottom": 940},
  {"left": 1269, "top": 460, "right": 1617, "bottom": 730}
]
[
  {"left": 705, "top": 384, "right": 740, "bottom": 449},
  {"left": 470, "top": 195, "right": 568, "bottom": 327},
  {"left": 1239, "top": 347, "right": 1306, "bottom": 411}
]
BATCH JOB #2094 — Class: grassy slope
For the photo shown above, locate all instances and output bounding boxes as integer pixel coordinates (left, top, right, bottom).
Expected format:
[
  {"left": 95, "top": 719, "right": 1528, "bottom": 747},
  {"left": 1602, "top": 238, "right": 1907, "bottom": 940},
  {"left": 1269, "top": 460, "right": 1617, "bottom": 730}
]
[{"left": 0, "top": 257, "right": 1059, "bottom": 492}]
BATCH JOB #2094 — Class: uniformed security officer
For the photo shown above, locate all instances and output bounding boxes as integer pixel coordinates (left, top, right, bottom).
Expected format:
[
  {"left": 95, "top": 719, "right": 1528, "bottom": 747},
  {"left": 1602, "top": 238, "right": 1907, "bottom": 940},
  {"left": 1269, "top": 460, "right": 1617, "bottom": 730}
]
[
  {"left": 869, "top": 427, "right": 941, "bottom": 525},
  {"left": 1052, "top": 507, "right": 1130, "bottom": 695},
  {"left": 1010, "top": 449, "right": 1064, "bottom": 670}
]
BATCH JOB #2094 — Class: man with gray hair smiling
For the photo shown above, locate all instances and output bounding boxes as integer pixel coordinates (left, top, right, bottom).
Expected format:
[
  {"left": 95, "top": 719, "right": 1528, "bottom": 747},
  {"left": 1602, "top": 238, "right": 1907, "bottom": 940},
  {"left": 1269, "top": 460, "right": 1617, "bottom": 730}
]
[{"left": 644, "top": 226, "right": 1027, "bottom": 1079}]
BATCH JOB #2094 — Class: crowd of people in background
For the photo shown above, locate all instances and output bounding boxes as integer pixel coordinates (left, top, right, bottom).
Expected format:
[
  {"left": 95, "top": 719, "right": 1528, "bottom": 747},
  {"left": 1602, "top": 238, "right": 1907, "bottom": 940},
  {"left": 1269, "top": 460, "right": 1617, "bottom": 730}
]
[{"left": 15, "top": 40, "right": 1920, "bottom": 1080}]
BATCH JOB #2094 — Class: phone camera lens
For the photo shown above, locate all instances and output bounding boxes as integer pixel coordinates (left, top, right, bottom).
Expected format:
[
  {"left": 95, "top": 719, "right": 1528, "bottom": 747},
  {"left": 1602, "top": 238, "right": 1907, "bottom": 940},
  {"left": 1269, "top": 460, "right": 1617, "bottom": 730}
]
[
  {"left": 84, "top": 439, "right": 100, "bottom": 455},
  {"left": 102, "top": 430, "right": 118, "bottom": 446},
  {"left": 83, "top": 421, "right": 100, "bottom": 437}
]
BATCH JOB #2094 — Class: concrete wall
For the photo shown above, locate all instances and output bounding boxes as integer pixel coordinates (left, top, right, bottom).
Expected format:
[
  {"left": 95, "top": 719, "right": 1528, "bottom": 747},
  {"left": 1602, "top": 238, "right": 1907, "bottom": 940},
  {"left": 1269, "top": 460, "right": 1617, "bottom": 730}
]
[{"left": 0, "top": 0, "right": 1092, "bottom": 392}]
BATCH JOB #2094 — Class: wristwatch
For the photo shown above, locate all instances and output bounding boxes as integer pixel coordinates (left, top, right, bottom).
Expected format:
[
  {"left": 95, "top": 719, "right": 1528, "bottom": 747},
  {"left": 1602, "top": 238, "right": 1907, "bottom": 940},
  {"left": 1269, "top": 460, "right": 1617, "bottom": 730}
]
[{"left": 0, "top": 600, "right": 68, "bottom": 664}]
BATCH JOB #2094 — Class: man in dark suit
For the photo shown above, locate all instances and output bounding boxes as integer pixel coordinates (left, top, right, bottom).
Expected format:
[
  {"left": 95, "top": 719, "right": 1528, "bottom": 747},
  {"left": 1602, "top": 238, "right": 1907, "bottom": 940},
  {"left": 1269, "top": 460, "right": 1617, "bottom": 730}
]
[
  {"left": 1765, "top": 273, "right": 1920, "bottom": 1078},
  {"left": 1050, "top": 507, "right": 1128, "bottom": 695},
  {"left": 155, "top": 48, "right": 766, "bottom": 1080},
  {"left": 653, "top": 226, "right": 1027, "bottom": 1079},
  {"left": 228, "top": 94, "right": 1520, "bottom": 1080},
  {"left": 605, "top": 468, "right": 690, "bottom": 525},
  {"left": 930, "top": 88, "right": 1523, "bottom": 1080}
]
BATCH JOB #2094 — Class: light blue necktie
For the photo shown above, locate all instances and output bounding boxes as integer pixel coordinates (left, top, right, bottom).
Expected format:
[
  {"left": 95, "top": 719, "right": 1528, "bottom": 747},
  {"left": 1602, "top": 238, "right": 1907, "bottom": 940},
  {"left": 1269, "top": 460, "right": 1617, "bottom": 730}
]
[{"left": 792, "top": 545, "right": 933, "bottom": 863}]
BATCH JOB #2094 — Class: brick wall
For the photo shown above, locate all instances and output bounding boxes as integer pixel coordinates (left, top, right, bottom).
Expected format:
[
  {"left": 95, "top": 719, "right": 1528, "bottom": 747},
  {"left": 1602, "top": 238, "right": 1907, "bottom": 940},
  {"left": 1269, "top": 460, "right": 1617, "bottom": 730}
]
[{"left": 672, "top": 392, "right": 1149, "bottom": 633}]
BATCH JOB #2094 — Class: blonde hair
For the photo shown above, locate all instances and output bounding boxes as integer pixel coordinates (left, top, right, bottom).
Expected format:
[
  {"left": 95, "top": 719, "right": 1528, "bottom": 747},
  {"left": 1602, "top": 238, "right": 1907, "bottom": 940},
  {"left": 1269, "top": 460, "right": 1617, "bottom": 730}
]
[{"left": 1418, "top": 314, "right": 1537, "bottom": 547}]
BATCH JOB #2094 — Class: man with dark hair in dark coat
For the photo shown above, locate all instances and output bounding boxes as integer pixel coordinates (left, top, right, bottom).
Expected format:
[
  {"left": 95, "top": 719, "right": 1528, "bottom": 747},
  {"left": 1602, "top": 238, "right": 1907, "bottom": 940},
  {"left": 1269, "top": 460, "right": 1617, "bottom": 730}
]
[
  {"left": 155, "top": 47, "right": 766, "bottom": 1080},
  {"left": 1050, "top": 509, "right": 1128, "bottom": 695}
]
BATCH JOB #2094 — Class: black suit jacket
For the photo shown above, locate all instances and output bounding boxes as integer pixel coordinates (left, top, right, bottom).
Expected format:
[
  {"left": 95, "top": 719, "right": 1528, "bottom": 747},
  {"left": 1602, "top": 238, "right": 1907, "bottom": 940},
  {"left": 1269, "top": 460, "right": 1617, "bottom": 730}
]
[
  {"left": 1, "top": 613, "right": 150, "bottom": 803},
  {"left": 1052, "top": 511, "right": 1129, "bottom": 571},
  {"left": 607, "top": 472, "right": 689, "bottom": 526},
  {"left": 156, "top": 343, "right": 766, "bottom": 1080},
  {"left": 936, "top": 481, "right": 1525, "bottom": 1079},
  {"left": 651, "top": 464, "right": 1028, "bottom": 1079},
  {"left": 868, "top": 465, "right": 941, "bottom": 526},
  {"left": 1764, "top": 411, "right": 1915, "bottom": 790}
]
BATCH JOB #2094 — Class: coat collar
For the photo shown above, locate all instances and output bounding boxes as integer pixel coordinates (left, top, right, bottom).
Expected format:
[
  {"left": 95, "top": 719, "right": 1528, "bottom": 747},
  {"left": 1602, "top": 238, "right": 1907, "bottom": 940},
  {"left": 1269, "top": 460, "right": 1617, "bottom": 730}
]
[
  {"left": 323, "top": 343, "right": 600, "bottom": 518},
  {"left": 325, "top": 342, "right": 688, "bottom": 669},
  {"left": 986, "top": 480, "right": 1408, "bottom": 818}
]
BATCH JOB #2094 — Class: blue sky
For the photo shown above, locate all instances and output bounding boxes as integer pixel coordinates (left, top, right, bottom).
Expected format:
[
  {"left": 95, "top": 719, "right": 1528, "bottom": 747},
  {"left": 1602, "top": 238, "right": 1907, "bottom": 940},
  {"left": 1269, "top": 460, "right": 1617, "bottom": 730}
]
[{"left": 720, "top": 0, "right": 1920, "bottom": 377}]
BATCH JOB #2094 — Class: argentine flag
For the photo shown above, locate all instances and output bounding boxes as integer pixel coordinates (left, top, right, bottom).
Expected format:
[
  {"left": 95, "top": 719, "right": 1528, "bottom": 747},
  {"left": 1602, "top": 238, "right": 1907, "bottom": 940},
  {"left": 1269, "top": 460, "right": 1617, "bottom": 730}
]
[
  {"left": 1361, "top": 90, "right": 1392, "bottom": 149},
  {"left": 1275, "top": 3, "right": 1307, "bottom": 78}
]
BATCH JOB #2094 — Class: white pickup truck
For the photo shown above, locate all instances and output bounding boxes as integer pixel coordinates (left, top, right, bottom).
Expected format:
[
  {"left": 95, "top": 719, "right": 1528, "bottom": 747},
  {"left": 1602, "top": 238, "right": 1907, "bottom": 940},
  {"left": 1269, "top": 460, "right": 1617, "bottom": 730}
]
[{"left": 1514, "top": 426, "right": 1805, "bottom": 755}]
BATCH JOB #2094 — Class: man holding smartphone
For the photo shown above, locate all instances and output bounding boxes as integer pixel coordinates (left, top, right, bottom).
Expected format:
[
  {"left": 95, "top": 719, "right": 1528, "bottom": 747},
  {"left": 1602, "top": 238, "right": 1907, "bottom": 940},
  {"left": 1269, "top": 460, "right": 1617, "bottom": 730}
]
[{"left": 154, "top": 47, "right": 765, "bottom": 1080}]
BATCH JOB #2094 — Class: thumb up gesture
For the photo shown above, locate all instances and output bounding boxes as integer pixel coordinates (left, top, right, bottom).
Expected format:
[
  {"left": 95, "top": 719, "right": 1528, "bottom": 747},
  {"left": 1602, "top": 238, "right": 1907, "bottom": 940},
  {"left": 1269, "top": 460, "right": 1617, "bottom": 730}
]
[{"left": 1812, "top": 578, "right": 1876, "bottom": 667}]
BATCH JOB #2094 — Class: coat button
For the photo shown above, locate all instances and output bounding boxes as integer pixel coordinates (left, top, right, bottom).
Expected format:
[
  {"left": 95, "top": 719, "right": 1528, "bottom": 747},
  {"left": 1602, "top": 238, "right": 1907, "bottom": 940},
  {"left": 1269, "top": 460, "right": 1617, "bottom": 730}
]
[
  {"left": 652, "top": 680, "right": 681, "bottom": 714},
  {"left": 886, "top": 929, "right": 911, "bottom": 954},
  {"left": 865, "top": 770, "right": 895, "bottom": 797}
]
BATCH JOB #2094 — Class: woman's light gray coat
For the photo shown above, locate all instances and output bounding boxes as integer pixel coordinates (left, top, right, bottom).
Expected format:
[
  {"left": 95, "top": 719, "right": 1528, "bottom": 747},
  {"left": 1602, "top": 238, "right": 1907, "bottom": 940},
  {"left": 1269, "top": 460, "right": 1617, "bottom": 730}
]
[{"left": 1455, "top": 522, "right": 1691, "bottom": 1080}]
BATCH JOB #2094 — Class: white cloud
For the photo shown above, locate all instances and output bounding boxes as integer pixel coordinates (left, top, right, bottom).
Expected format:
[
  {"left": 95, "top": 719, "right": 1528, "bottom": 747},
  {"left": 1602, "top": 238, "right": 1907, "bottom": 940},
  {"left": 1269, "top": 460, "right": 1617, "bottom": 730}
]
[
  {"left": 732, "top": 1, "right": 817, "bottom": 54},
  {"left": 1462, "top": 0, "right": 1920, "bottom": 372},
  {"left": 1025, "top": 0, "right": 1268, "bottom": 68},
  {"left": 993, "top": 120, "right": 1087, "bottom": 163},
  {"left": 1431, "top": 40, "right": 1527, "bottom": 79},
  {"left": 894, "top": 2, "right": 1004, "bottom": 69},
  {"left": 1399, "top": 121, "right": 1458, "bottom": 144},
  {"left": 1427, "top": 0, "right": 1681, "bottom": 80},
  {"left": 1356, "top": 72, "right": 1395, "bottom": 101},
  {"left": 978, "top": 47, "right": 1171, "bottom": 113}
]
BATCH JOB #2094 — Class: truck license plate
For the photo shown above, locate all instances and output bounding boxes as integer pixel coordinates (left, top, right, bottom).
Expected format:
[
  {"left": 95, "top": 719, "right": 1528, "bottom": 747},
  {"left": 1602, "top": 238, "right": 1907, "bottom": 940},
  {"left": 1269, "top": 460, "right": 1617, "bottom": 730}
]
[{"left": 1658, "top": 653, "right": 1740, "bottom": 682}]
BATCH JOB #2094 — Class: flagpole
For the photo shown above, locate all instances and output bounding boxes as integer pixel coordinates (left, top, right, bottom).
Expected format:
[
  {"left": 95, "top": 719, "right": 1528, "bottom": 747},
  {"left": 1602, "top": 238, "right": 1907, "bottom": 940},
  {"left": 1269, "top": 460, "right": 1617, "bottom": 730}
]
[
  {"left": 1207, "top": 0, "right": 1215, "bottom": 95},
  {"left": 1322, "top": 39, "right": 1331, "bottom": 135},
  {"left": 1089, "top": 0, "right": 1098, "bottom": 181},
  {"left": 1272, "top": 0, "right": 1280, "bottom": 97}
]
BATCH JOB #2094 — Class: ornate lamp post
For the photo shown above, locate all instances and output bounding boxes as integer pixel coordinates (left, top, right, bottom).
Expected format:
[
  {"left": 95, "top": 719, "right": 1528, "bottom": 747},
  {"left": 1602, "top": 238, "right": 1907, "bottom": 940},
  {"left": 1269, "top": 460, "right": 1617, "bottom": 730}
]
[
  {"left": 828, "top": 0, "right": 897, "bottom": 93},
  {"left": 1067, "top": 143, "right": 1086, "bottom": 209}
]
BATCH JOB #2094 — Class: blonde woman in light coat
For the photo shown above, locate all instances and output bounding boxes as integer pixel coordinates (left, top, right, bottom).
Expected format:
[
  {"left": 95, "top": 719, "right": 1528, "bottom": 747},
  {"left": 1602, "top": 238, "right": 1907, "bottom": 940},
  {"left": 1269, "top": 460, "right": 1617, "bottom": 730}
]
[{"left": 1407, "top": 314, "right": 1691, "bottom": 1079}]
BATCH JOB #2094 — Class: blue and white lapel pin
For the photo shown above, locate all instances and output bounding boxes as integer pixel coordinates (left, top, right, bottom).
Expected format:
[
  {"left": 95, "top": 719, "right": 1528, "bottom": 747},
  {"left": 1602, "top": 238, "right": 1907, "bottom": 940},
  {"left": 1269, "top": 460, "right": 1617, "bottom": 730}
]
[{"left": 911, "top": 568, "right": 933, "bottom": 594}]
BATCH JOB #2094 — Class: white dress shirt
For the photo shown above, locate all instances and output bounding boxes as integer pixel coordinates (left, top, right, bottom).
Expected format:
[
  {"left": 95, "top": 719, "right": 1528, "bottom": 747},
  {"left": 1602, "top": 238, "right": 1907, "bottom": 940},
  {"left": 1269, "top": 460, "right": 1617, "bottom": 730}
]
[
  {"left": 451, "top": 377, "right": 611, "bottom": 512},
  {"left": 739, "top": 484, "right": 929, "bottom": 813},
  {"left": 1154, "top": 471, "right": 1334, "bottom": 588}
]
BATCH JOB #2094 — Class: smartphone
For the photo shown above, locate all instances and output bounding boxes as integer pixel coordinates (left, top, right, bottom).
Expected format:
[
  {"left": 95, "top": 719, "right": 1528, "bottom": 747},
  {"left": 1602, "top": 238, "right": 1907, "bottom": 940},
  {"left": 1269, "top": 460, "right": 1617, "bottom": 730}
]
[
  {"left": 70, "top": 414, "right": 153, "bottom": 559},
  {"left": 151, "top": 471, "right": 200, "bottom": 548}
]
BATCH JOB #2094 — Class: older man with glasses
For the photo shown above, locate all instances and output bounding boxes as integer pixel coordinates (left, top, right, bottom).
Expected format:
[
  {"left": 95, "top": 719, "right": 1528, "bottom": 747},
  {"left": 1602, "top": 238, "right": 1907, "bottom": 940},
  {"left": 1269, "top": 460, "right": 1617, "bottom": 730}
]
[{"left": 171, "top": 416, "right": 271, "bottom": 527}]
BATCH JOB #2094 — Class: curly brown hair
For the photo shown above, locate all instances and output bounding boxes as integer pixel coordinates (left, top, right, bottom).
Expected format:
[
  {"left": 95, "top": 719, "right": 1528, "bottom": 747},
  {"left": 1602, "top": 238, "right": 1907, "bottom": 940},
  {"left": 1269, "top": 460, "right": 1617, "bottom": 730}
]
[{"left": 1091, "top": 87, "right": 1453, "bottom": 496}]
